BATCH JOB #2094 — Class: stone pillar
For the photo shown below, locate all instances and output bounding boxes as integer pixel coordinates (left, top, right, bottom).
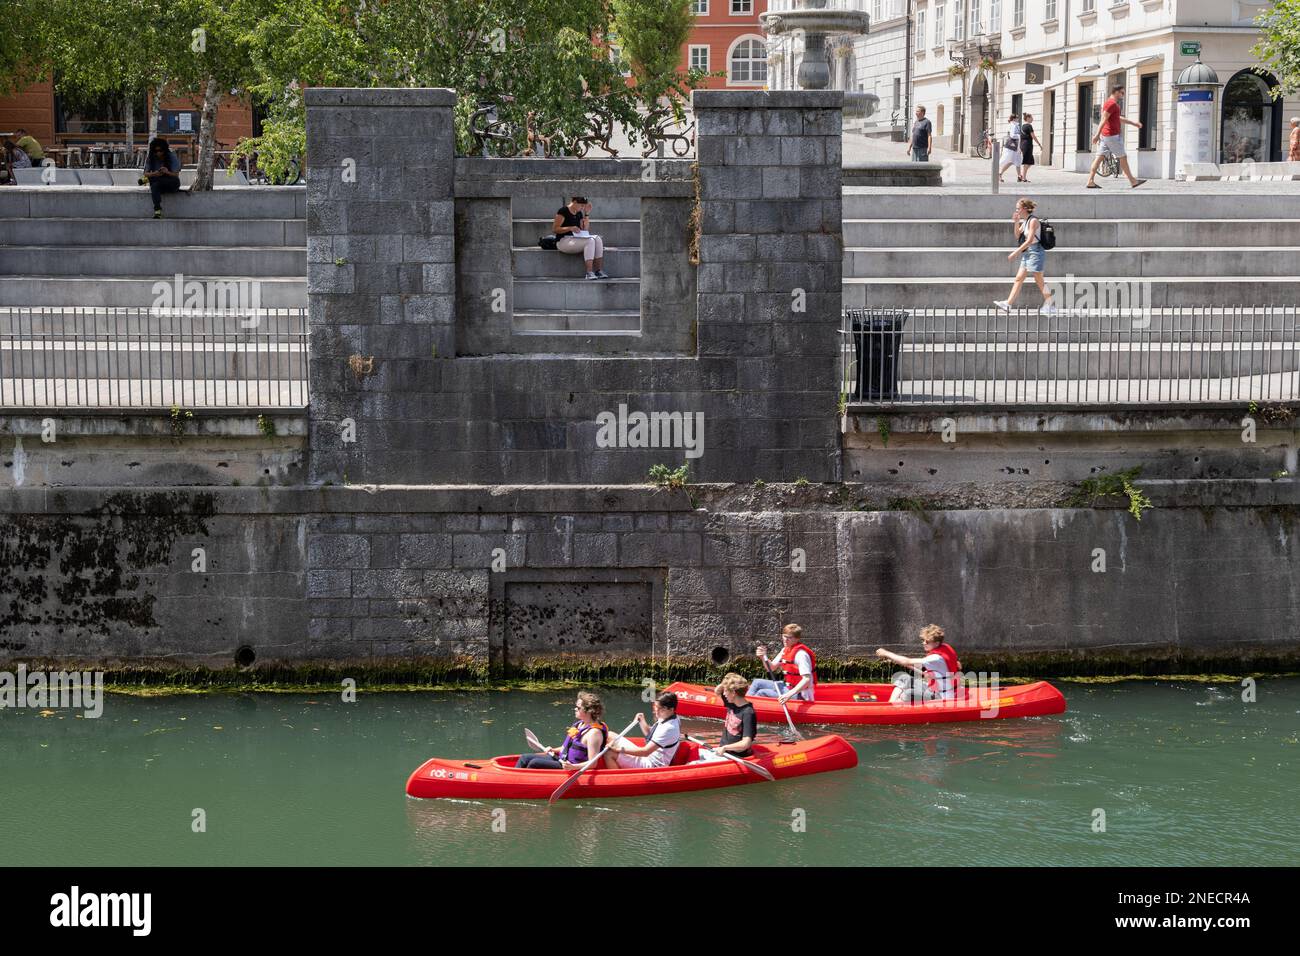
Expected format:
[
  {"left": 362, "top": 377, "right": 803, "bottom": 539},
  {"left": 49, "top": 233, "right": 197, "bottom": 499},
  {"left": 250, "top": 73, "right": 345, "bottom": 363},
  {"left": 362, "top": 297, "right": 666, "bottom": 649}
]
[
  {"left": 692, "top": 90, "right": 843, "bottom": 481},
  {"left": 304, "top": 88, "right": 456, "bottom": 484}
]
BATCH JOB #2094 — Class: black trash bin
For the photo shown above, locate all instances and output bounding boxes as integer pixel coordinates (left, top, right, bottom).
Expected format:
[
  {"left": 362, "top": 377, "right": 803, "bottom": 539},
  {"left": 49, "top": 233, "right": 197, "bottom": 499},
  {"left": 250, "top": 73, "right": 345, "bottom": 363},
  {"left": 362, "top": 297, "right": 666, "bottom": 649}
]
[{"left": 846, "top": 309, "right": 907, "bottom": 401}]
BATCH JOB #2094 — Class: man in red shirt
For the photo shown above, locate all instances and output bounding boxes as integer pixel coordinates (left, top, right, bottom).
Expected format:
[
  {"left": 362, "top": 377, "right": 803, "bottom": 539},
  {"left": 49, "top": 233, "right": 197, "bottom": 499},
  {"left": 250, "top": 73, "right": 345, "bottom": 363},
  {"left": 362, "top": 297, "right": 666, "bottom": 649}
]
[{"left": 1085, "top": 83, "right": 1146, "bottom": 189}]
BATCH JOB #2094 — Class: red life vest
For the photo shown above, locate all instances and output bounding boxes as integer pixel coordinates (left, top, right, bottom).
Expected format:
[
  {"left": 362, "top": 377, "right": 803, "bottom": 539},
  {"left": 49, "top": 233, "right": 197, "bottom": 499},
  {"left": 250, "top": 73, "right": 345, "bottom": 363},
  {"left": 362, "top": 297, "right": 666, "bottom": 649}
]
[
  {"left": 778, "top": 643, "right": 817, "bottom": 692},
  {"left": 925, "top": 642, "right": 961, "bottom": 696}
]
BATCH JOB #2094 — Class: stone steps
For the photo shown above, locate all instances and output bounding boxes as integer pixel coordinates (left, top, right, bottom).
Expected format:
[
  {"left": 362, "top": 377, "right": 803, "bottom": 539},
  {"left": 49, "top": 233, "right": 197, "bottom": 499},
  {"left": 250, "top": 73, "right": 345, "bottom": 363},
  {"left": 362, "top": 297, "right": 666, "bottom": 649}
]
[
  {"left": 512, "top": 218, "right": 641, "bottom": 247},
  {"left": 512, "top": 246, "right": 639, "bottom": 278},
  {"left": 843, "top": 276, "right": 1300, "bottom": 309},
  {"left": 842, "top": 218, "right": 1300, "bottom": 248},
  {"left": 1, "top": 217, "right": 307, "bottom": 247},
  {"left": 844, "top": 246, "right": 1300, "bottom": 279},
  {"left": 0, "top": 276, "right": 307, "bottom": 308},
  {"left": 0, "top": 245, "right": 307, "bottom": 278},
  {"left": 512, "top": 309, "right": 640, "bottom": 333},
  {"left": 511, "top": 276, "right": 640, "bottom": 311},
  {"left": 0, "top": 186, "right": 305, "bottom": 220},
  {"left": 842, "top": 191, "right": 1291, "bottom": 220}
]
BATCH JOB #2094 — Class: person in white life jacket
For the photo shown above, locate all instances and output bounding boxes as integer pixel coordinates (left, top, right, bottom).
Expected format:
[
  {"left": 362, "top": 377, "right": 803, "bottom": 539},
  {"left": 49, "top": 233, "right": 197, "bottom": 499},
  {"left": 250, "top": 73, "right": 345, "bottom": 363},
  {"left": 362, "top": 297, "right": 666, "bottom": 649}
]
[
  {"left": 876, "top": 624, "right": 962, "bottom": 703},
  {"left": 748, "top": 623, "right": 817, "bottom": 704}
]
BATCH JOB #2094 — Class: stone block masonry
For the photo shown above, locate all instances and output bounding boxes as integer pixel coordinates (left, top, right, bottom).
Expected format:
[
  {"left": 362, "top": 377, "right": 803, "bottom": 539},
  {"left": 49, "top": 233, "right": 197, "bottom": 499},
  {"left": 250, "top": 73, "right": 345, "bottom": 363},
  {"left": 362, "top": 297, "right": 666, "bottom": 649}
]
[
  {"left": 3, "top": 485, "right": 1298, "bottom": 672},
  {"left": 305, "top": 89, "right": 843, "bottom": 486}
]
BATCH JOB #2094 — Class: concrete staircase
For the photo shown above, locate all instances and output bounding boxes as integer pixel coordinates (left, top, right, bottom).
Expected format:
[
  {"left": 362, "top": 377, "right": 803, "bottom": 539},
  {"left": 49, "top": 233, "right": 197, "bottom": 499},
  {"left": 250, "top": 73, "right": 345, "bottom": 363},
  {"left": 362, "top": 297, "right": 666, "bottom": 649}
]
[
  {"left": 842, "top": 192, "right": 1300, "bottom": 309},
  {"left": 0, "top": 188, "right": 307, "bottom": 308},
  {"left": 510, "top": 196, "right": 640, "bottom": 334}
]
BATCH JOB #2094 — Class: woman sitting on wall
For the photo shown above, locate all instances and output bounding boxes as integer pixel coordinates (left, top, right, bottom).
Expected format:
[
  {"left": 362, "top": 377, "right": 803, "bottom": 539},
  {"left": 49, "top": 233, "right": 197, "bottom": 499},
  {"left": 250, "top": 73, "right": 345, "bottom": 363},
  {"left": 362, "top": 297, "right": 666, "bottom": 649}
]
[{"left": 140, "top": 137, "right": 182, "bottom": 219}]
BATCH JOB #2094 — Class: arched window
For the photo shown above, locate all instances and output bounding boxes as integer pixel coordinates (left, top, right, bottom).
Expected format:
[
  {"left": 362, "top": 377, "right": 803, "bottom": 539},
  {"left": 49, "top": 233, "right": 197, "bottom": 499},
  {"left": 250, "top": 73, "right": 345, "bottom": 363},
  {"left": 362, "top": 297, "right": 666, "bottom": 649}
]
[{"left": 728, "top": 36, "right": 768, "bottom": 85}]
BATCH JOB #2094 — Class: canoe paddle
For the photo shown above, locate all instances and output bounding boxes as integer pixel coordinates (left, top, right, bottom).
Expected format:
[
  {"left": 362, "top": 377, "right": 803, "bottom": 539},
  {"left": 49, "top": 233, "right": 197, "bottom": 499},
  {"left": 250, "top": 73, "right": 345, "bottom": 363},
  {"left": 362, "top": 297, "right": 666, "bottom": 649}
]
[
  {"left": 777, "top": 694, "right": 804, "bottom": 740},
  {"left": 684, "top": 734, "right": 775, "bottom": 781},
  {"left": 547, "top": 717, "right": 639, "bottom": 805},
  {"left": 524, "top": 728, "right": 550, "bottom": 755}
]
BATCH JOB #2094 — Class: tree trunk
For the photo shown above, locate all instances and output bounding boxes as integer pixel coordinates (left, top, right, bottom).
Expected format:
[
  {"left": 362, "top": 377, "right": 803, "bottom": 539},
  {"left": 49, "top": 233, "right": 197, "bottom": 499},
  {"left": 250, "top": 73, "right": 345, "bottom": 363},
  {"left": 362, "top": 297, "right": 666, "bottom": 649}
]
[
  {"left": 192, "top": 75, "right": 220, "bottom": 192},
  {"left": 125, "top": 95, "right": 134, "bottom": 154},
  {"left": 149, "top": 83, "right": 165, "bottom": 140}
]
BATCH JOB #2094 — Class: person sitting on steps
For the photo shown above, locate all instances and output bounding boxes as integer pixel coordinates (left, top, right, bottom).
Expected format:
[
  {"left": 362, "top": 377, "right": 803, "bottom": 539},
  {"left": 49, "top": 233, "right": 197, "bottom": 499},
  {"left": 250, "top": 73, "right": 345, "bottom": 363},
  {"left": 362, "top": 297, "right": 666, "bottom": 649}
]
[
  {"left": 553, "top": 195, "right": 609, "bottom": 280},
  {"left": 141, "top": 137, "right": 182, "bottom": 219}
]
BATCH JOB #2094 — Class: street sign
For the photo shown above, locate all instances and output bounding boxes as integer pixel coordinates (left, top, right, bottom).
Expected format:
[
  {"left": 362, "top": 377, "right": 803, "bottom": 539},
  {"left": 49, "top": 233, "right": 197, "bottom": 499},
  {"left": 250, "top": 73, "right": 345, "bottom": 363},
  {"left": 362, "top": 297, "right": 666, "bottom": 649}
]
[
  {"left": 1180, "top": 41, "right": 1202, "bottom": 56},
  {"left": 1025, "top": 62, "right": 1046, "bottom": 84}
]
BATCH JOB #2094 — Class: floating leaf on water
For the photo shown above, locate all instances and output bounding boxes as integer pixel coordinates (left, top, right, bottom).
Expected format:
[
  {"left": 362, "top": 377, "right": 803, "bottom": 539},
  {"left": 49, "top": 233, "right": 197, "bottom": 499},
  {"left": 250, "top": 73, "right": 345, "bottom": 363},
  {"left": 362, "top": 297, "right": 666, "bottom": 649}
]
[
  {"left": 38, "top": 709, "right": 55, "bottom": 717},
  {"left": 482, "top": 720, "right": 493, "bottom": 725},
  {"left": 213, "top": 726, "right": 224, "bottom": 731}
]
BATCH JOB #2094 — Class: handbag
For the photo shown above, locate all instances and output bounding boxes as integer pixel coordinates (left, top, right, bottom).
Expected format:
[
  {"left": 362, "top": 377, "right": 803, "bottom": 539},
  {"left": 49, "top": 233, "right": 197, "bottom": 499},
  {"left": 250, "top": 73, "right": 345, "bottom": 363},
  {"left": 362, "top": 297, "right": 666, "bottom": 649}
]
[{"left": 538, "top": 235, "right": 558, "bottom": 250}]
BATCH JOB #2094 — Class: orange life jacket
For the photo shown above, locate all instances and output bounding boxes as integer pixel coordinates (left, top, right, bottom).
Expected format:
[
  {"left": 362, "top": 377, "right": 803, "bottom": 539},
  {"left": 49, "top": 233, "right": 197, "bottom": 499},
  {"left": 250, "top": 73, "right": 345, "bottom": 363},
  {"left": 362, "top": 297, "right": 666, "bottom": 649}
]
[{"left": 778, "top": 643, "right": 817, "bottom": 692}]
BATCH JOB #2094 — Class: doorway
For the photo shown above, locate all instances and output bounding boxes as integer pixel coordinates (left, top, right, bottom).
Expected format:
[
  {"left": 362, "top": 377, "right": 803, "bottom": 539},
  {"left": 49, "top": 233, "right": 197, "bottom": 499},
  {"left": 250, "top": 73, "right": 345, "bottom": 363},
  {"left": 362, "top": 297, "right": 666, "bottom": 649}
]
[
  {"left": 1045, "top": 89, "right": 1056, "bottom": 165},
  {"left": 1221, "top": 69, "right": 1282, "bottom": 162}
]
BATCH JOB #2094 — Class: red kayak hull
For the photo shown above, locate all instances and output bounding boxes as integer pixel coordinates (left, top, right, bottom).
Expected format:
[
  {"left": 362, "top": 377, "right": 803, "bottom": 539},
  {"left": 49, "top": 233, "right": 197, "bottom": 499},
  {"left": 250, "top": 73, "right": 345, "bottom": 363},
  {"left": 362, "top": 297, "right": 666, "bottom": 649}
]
[
  {"left": 405, "top": 734, "right": 858, "bottom": 800},
  {"left": 664, "top": 680, "right": 1067, "bottom": 725}
]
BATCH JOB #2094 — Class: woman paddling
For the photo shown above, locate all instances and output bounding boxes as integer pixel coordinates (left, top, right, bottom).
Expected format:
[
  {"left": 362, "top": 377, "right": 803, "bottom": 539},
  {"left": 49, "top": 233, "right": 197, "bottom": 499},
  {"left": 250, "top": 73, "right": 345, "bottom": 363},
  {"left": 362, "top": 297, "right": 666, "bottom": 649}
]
[
  {"left": 515, "top": 691, "right": 608, "bottom": 769},
  {"left": 876, "top": 624, "right": 962, "bottom": 703}
]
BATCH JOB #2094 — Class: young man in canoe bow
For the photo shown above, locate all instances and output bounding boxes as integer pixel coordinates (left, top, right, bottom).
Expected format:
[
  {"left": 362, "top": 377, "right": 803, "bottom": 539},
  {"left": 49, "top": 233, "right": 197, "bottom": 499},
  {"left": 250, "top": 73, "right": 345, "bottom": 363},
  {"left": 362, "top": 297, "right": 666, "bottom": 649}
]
[
  {"left": 748, "top": 623, "right": 816, "bottom": 704},
  {"left": 876, "top": 624, "right": 962, "bottom": 703}
]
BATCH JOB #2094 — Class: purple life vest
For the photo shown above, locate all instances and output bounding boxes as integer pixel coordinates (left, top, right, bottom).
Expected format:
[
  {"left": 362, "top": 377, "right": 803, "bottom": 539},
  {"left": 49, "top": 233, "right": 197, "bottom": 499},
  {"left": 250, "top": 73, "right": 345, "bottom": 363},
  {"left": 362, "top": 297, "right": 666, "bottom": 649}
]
[{"left": 559, "top": 719, "right": 608, "bottom": 763}]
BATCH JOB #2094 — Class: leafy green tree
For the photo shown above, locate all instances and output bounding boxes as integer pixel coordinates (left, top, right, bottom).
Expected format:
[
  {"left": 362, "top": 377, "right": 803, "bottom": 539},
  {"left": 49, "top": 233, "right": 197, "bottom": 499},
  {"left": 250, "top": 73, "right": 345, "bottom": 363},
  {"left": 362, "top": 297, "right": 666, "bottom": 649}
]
[
  {"left": 610, "top": 0, "right": 702, "bottom": 110},
  {"left": 1253, "top": 0, "right": 1300, "bottom": 96}
]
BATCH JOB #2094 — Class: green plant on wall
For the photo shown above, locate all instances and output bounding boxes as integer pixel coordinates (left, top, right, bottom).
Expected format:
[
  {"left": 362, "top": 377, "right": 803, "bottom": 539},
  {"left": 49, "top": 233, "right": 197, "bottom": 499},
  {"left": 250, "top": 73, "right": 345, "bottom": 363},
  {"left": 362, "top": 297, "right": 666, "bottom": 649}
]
[
  {"left": 1067, "top": 467, "right": 1153, "bottom": 522},
  {"left": 169, "top": 404, "right": 193, "bottom": 437},
  {"left": 876, "top": 415, "right": 891, "bottom": 447},
  {"left": 648, "top": 463, "right": 689, "bottom": 489},
  {"left": 256, "top": 414, "right": 276, "bottom": 438}
]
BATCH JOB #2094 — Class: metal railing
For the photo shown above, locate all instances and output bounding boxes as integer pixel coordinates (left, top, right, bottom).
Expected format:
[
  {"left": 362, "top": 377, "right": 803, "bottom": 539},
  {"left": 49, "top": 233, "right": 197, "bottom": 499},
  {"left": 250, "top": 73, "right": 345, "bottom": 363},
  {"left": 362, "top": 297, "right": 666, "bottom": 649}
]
[
  {"left": 0, "top": 307, "right": 309, "bottom": 409},
  {"left": 842, "top": 306, "right": 1300, "bottom": 406}
]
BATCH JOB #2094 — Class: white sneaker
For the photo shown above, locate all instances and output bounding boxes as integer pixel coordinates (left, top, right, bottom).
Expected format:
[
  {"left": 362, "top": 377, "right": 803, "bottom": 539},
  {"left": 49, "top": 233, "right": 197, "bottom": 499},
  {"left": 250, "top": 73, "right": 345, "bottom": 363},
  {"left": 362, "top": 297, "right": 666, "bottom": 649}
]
[
  {"left": 584, "top": 271, "right": 598, "bottom": 280},
  {"left": 1040, "top": 301, "right": 1058, "bottom": 315},
  {"left": 994, "top": 300, "right": 1011, "bottom": 312},
  {"left": 595, "top": 270, "right": 610, "bottom": 279}
]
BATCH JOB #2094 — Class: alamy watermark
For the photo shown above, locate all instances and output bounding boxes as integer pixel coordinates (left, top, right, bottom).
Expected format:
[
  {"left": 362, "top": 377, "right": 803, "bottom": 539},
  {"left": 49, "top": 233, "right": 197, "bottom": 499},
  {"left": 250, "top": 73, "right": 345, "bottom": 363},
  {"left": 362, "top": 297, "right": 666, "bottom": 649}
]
[
  {"left": 595, "top": 403, "right": 705, "bottom": 459},
  {"left": 0, "top": 665, "right": 104, "bottom": 718}
]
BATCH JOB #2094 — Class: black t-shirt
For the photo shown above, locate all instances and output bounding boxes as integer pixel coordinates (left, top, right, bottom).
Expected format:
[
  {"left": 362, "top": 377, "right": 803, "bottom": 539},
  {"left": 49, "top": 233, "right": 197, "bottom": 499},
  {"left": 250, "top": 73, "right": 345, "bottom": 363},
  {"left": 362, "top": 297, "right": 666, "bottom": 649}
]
[
  {"left": 556, "top": 205, "right": 586, "bottom": 236},
  {"left": 720, "top": 697, "right": 757, "bottom": 757},
  {"left": 1020, "top": 124, "right": 1035, "bottom": 157}
]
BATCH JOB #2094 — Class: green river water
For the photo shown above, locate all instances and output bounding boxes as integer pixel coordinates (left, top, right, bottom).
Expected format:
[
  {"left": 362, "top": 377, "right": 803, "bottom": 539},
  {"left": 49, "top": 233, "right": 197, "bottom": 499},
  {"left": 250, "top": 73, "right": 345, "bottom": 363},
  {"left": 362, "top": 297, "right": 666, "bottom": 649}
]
[{"left": 2, "top": 680, "right": 1297, "bottom": 867}]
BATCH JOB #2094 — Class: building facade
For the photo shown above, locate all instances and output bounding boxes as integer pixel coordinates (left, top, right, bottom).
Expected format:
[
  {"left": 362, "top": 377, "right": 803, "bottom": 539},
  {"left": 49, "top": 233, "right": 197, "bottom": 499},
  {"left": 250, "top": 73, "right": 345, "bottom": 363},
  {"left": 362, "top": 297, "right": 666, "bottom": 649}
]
[
  {"left": 912, "top": 0, "right": 1299, "bottom": 177},
  {"left": 765, "top": 0, "right": 911, "bottom": 135},
  {"left": 678, "top": 0, "right": 771, "bottom": 89}
]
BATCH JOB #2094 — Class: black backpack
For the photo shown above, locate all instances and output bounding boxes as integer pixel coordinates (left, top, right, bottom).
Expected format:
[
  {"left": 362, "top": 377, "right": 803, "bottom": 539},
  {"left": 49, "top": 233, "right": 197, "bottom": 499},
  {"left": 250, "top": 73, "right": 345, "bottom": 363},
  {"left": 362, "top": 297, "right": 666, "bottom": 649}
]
[
  {"left": 1037, "top": 218, "right": 1057, "bottom": 250},
  {"left": 538, "top": 235, "right": 558, "bottom": 250}
]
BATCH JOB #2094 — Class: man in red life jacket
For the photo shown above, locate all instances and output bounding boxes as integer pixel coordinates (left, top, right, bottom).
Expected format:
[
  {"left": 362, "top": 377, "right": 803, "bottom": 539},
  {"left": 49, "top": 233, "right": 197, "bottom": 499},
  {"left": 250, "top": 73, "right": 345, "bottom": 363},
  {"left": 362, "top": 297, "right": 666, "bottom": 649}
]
[
  {"left": 748, "top": 623, "right": 816, "bottom": 704},
  {"left": 876, "top": 624, "right": 962, "bottom": 703}
]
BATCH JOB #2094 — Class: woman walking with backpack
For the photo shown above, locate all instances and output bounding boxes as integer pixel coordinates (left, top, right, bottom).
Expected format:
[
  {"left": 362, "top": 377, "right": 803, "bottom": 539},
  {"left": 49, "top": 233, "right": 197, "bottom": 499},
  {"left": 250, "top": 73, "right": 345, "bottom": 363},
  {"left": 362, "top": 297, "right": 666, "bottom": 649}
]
[{"left": 995, "top": 198, "right": 1056, "bottom": 314}]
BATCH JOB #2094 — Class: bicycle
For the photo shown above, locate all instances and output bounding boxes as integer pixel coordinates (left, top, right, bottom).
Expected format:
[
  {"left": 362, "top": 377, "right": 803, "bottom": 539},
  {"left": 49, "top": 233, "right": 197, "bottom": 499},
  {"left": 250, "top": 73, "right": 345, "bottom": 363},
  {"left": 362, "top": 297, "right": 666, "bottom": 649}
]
[
  {"left": 1096, "top": 151, "right": 1122, "bottom": 178},
  {"left": 974, "top": 128, "right": 992, "bottom": 160}
]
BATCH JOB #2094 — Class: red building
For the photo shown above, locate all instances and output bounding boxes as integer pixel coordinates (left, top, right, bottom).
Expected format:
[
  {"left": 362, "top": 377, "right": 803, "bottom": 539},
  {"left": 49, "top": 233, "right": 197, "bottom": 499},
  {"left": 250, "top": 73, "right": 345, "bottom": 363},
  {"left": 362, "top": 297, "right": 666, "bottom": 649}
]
[{"left": 680, "top": 0, "right": 769, "bottom": 90}]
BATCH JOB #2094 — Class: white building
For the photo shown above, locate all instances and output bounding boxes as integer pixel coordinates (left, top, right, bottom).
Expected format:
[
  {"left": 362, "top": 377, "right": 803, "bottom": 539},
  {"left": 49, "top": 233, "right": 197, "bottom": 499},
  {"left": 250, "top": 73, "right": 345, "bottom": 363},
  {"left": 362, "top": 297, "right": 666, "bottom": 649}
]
[
  {"left": 766, "top": 0, "right": 913, "bottom": 136},
  {"left": 911, "top": 0, "right": 1298, "bottom": 177}
]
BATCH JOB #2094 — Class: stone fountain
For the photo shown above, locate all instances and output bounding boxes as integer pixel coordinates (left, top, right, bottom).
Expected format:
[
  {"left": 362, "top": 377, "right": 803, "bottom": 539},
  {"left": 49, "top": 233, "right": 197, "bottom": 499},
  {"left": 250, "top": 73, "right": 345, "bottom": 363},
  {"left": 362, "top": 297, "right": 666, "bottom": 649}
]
[{"left": 760, "top": 0, "right": 877, "bottom": 119}]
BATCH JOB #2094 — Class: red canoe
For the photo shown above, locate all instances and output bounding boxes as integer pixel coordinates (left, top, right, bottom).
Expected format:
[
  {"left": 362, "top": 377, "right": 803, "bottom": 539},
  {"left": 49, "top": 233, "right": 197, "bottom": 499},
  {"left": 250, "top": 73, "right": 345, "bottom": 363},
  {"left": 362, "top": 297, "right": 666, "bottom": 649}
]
[
  {"left": 664, "top": 680, "right": 1067, "bottom": 725},
  {"left": 405, "top": 734, "right": 858, "bottom": 800}
]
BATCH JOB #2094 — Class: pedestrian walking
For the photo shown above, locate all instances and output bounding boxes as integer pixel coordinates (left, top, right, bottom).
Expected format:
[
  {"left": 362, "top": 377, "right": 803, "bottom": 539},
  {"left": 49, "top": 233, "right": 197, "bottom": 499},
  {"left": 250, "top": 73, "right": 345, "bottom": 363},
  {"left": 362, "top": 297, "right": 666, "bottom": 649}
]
[
  {"left": 1085, "top": 84, "right": 1146, "bottom": 188},
  {"left": 906, "top": 105, "right": 933, "bottom": 162},
  {"left": 997, "top": 113, "right": 1024, "bottom": 183},
  {"left": 1289, "top": 117, "right": 1300, "bottom": 162},
  {"left": 1019, "top": 112, "right": 1044, "bottom": 182},
  {"left": 995, "top": 198, "right": 1056, "bottom": 315}
]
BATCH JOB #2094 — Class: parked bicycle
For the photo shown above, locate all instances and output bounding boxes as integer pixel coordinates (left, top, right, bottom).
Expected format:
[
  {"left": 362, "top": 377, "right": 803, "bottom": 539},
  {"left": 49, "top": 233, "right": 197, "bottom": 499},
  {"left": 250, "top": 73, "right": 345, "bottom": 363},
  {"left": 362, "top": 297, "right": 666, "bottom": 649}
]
[
  {"left": 974, "top": 128, "right": 992, "bottom": 160},
  {"left": 1095, "top": 150, "right": 1122, "bottom": 178}
]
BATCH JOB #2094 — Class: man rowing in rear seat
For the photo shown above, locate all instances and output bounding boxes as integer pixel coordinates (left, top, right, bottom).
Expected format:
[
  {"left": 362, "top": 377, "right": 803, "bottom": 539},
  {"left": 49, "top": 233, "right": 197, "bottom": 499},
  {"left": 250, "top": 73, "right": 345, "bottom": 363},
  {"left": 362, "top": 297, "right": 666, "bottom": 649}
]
[
  {"left": 748, "top": 623, "right": 817, "bottom": 704},
  {"left": 876, "top": 624, "right": 962, "bottom": 703},
  {"left": 605, "top": 692, "right": 681, "bottom": 768}
]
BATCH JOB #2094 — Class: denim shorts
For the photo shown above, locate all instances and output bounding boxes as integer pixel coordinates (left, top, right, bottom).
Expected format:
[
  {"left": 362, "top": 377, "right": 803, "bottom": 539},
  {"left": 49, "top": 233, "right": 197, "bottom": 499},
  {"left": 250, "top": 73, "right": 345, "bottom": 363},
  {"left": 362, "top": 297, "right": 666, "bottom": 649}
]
[{"left": 1020, "top": 245, "right": 1045, "bottom": 273}]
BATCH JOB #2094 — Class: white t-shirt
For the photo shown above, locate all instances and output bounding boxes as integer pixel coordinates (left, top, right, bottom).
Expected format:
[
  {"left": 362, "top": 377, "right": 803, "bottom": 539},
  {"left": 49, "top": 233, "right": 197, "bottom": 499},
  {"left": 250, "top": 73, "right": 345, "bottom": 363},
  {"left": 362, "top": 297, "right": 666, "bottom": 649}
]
[
  {"left": 616, "top": 717, "right": 681, "bottom": 769},
  {"left": 921, "top": 652, "right": 958, "bottom": 699},
  {"left": 775, "top": 648, "right": 815, "bottom": 701}
]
